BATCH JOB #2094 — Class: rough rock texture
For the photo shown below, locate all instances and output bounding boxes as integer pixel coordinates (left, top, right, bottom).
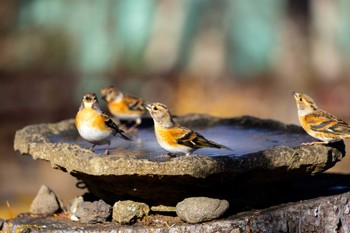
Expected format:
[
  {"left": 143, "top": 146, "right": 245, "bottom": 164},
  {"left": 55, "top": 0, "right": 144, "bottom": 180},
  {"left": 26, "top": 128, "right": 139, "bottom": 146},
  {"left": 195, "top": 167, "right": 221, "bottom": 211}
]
[
  {"left": 4, "top": 190, "right": 350, "bottom": 232},
  {"left": 30, "top": 185, "right": 61, "bottom": 215},
  {"left": 176, "top": 197, "right": 229, "bottom": 223},
  {"left": 70, "top": 199, "right": 111, "bottom": 224},
  {"left": 150, "top": 205, "right": 176, "bottom": 212},
  {"left": 113, "top": 200, "right": 150, "bottom": 224},
  {"left": 67, "top": 196, "right": 84, "bottom": 221},
  {"left": 14, "top": 115, "right": 345, "bottom": 206}
]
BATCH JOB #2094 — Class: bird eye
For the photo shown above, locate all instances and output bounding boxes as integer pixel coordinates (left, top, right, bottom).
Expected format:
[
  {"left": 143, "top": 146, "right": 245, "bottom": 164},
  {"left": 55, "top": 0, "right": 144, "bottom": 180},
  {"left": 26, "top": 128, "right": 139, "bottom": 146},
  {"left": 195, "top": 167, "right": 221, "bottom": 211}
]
[
  {"left": 299, "top": 97, "right": 302, "bottom": 101},
  {"left": 153, "top": 106, "right": 158, "bottom": 111}
]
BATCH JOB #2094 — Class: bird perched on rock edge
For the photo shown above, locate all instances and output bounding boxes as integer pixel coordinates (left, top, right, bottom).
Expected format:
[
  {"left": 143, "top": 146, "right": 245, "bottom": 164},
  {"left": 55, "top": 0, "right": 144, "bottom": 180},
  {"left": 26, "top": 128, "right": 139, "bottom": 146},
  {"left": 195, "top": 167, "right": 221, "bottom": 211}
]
[
  {"left": 293, "top": 91, "right": 350, "bottom": 145},
  {"left": 144, "top": 102, "right": 232, "bottom": 155},
  {"left": 75, "top": 92, "right": 131, "bottom": 155},
  {"left": 100, "top": 86, "right": 147, "bottom": 132}
]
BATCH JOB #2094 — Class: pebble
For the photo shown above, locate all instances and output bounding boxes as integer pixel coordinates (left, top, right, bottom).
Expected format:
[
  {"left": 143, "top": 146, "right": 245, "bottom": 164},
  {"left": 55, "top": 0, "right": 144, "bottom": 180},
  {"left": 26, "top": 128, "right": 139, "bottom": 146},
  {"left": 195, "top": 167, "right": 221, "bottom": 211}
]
[
  {"left": 30, "top": 185, "right": 61, "bottom": 215},
  {"left": 71, "top": 199, "right": 111, "bottom": 224},
  {"left": 113, "top": 200, "right": 150, "bottom": 224},
  {"left": 67, "top": 196, "right": 84, "bottom": 222},
  {"left": 176, "top": 197, "right": 229, "bottom": 223},
  {"left": 151, "top": 205, "right": 176, "bottom": 212}
]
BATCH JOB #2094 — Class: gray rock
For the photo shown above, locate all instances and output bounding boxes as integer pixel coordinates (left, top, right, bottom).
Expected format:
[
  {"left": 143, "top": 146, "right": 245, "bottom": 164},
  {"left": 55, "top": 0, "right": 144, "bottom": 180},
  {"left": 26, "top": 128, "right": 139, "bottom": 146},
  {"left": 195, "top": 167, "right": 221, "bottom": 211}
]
[
  {"left": 176, "top": 197, "right": 229, "bottom": 223},
  {"left": 72, "top": 199, "right": 111, "bottom": 224},
  {"left": 30, "top": 185, "right": 61, "bottom": 215},
  {"left": 113, "top": 200, "right": 149, "bottom": 224},
  {"left": 66, "top": 196, "right": 84, "bottom": 221}
]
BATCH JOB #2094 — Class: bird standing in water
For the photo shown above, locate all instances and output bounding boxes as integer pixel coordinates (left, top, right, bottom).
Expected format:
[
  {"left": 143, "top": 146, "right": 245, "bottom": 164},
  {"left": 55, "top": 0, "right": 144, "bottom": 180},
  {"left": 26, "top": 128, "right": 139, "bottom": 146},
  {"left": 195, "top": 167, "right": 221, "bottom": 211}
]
[
  {"left": 100, "top": 86, "right": 146, "bottom": 132},
  {"left": 144, "top": 102, "right": 232, "bottom": 155}
]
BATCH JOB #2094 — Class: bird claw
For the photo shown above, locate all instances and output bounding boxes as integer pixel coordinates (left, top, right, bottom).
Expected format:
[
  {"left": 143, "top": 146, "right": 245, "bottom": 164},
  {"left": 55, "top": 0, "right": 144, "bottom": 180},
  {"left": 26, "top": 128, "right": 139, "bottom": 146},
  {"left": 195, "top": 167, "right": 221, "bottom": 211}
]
[
  {"left": 157, "top": 153, "right": 177, "bottom": 158},
  {"left": 301, "top": 141, "right": 328, "bottom": 146}
]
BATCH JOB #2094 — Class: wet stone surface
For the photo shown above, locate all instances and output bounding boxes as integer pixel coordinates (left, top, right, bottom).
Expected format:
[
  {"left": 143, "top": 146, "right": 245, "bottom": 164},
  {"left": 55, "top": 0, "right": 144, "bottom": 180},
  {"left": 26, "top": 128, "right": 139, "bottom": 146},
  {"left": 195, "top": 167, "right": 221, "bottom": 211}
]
[{"left": 14, "top": 114, "right": 346, "bottom": 206}]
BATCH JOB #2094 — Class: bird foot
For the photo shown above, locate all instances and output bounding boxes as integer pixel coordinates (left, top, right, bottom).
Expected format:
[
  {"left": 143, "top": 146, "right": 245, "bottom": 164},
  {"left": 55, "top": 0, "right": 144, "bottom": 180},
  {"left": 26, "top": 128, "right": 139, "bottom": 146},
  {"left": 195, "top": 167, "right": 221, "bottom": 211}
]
[
  {"left": 157, "top": 153, "right": 177, "bottom": 158},
  {"left": 124, "top": 122, "right": 141, "bottom": 134},
  {"left": 125, "top": 126, "right": 139, "bottom": 135},
  {"left": 301, "top": 141, "right": 328, "bottom": 146},
  {"left": 89, "top": 145, "right": 96, "bottom": 152}
]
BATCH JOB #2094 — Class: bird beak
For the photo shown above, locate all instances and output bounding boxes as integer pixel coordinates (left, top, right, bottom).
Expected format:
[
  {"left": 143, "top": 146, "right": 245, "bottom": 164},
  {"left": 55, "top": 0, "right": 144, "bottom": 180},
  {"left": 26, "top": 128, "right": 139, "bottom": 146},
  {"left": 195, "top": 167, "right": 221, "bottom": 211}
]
[
  {"left": 142, "top": 103, "right": 151, "bottom": 111},
  {"left": 292, "top": 91, "right": 298, "bottom": 99}
]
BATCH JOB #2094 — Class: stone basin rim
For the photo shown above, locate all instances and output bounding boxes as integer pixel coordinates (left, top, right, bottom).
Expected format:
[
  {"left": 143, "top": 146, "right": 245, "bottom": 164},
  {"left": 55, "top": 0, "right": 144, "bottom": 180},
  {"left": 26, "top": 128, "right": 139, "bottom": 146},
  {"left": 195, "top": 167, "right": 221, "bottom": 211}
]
[{"left": 13, "top": 114, "right": 344, "bottom": 178}]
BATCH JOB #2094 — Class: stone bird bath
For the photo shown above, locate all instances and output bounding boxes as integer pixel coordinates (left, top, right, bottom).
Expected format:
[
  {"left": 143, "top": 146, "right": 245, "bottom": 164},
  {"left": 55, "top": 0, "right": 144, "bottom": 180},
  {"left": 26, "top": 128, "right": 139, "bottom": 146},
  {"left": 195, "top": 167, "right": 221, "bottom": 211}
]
[{"left": 14, "top": 114, "right": 345, "bottom": 210}]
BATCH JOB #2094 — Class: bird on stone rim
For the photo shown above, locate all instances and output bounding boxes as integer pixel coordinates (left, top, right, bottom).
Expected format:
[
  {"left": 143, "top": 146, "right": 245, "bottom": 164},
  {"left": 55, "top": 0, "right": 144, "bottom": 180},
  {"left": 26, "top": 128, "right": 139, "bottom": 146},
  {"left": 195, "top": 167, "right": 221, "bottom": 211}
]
[
  {"left": 75, "top": 92, "right": 131, "bottom": 155},
  {"left": 293, "top": 91, "right": 350, "bottom": 145}
]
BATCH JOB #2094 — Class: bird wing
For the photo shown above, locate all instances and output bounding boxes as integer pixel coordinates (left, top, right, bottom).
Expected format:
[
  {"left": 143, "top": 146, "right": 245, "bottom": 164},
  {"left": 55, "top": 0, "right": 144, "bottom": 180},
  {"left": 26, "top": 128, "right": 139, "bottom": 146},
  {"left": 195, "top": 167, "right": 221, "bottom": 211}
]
[
  {"left": 175, "top": 125, "right": 231, "bottom": 150},
  {"left": 124, "top": 94, "right": 146, "bottom": 111},
  {"left": 102, "top": 113, "right": 132, "bottom": 141},
  {"left": 306, "top": 110, "right": 350, "bottom": 135}
]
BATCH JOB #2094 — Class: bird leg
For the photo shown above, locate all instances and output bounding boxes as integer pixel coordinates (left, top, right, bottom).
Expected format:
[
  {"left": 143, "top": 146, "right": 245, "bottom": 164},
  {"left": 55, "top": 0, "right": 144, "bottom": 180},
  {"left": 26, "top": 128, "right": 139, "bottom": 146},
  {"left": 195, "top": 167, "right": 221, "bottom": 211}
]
[
  {"left": 157, "top": 153, "right": 177, "bottom": 158},
  {"left": 112, "top": 117, "right": 128, "bottom": 132},
  {"left": 90, "top": 144, "right": 96, "bottom": 151},
  {"left": 167, "top": 152, "right": 177, "bottom": 157},
  {"left": 126, "top": 118, "right": 142, "bottom": 133},
  {"left": 104, "top": 141, "right": 111, "bottom": 155}
]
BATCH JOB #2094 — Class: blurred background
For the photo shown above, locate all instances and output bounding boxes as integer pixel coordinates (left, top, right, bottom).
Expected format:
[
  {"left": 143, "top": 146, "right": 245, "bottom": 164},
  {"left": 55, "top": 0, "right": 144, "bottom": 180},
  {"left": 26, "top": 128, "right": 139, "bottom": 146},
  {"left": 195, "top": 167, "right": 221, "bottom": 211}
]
[{"left": 1, "top": 0, "right": 350, "bottom": 219}]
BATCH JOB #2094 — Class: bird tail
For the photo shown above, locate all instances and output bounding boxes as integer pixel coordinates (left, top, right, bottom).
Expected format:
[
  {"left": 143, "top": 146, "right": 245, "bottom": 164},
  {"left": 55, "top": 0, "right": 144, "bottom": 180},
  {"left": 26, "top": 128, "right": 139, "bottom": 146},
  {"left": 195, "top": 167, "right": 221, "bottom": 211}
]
[
  {"left": 208, "top": 140, "right": 233, "bottom": 151},
  {"left": 118, "top": 130, "right": 132, "bottom": 141}
]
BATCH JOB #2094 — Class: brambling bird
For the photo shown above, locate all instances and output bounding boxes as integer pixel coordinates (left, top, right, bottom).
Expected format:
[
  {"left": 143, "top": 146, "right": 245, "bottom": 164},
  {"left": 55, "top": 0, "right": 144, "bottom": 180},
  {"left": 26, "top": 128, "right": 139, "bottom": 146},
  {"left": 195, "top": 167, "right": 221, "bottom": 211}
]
[
  {"left": 144, "top": 102, "right": 232, "bottom": 156},
  {"left": 293, "top": 92, "right": 350, "bottom": 145},
  {"left": 75, "top": 93, "right": 131, "bottom": 155},
  {"left": 100, "top": 86, "right": 147, "bottom": 132}
]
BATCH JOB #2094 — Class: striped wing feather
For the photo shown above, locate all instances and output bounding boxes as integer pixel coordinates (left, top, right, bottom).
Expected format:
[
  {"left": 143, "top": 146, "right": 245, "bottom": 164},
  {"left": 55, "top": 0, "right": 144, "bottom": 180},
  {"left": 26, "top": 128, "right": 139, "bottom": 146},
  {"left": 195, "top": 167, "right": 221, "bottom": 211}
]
[
  {"left": 307, "top": 111, "right": 350, "bottom": 136},
  {"left": 102, "top": 114, "right": 132, "bottom": 140},
  {"left": 124, "top": 94, "right": 145, "bottom": 111},
  {"left": 175, "top": 126, "right": 231, "bottom": 150}
]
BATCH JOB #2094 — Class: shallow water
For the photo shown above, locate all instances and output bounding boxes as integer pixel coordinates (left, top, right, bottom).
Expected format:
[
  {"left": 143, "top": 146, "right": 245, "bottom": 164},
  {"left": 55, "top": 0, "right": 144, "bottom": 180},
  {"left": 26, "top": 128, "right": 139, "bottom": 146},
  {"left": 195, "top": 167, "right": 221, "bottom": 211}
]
[{"left": 58, "top": 124, "right": 314, "bottom": 160}]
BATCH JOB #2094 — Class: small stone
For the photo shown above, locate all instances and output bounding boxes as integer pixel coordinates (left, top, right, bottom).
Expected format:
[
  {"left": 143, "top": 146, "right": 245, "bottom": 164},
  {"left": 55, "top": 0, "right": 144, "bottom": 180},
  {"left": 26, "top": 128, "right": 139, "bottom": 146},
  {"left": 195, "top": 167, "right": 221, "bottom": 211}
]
[
  {"left": 73, "top": 199, "right": 111, "bottom": 224},
  {"left": 30, "top": 185, "right": 61, "bottom": 215},
  {"left": 67, "top": 196, "right": 84, "bottom": 221},
  {"left": 151, "top": 205, "right": 176, "bottom": 212},
  {"left": 113, "top": 200, "right": 150, "bottom": 224},
  {"left": 176, "top": 197, "right": 229, "bottom": 223}
]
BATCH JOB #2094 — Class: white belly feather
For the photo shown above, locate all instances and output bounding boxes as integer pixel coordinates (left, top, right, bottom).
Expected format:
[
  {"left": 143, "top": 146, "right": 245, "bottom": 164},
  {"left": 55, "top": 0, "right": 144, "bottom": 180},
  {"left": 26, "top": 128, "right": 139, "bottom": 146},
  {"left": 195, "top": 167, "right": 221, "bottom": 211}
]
[{"left": 77, "top": 123, "right": 112, "bottom": 145}]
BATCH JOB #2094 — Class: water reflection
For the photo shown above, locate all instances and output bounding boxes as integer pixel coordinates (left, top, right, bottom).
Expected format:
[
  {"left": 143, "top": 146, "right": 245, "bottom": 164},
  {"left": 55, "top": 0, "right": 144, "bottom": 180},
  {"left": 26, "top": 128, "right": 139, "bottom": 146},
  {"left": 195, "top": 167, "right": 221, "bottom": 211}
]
[{"left": 55, "top": 124, "right": 314, "bottom": 161}]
